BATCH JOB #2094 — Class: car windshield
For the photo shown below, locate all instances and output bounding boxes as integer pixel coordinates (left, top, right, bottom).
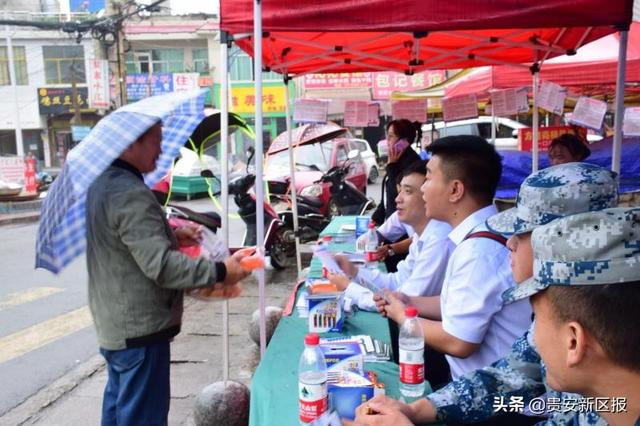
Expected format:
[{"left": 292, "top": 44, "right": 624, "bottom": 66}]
[{"left": 266, "top": 140, "right": 333, "bottom": 175}]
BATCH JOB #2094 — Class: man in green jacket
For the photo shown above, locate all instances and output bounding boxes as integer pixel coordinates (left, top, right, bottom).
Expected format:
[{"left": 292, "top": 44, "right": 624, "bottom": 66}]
[{"left": 85, "top": 122, "right": 251, "bottom": 425}]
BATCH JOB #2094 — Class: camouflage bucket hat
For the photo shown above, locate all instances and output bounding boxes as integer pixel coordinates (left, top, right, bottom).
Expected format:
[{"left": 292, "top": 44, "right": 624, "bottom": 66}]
[
  {"left": 487, "top": 162, "right": 618, "bottom": 236},
  {"left": 503, "top": 207, "right": 640, "bottom": 303}
]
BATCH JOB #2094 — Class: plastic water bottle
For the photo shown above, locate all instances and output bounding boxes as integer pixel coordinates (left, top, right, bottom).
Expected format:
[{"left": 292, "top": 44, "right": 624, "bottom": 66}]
[
  {"left": 399, "top": 307, "right": 425, "bottom": 401},
  {"left": 299, "top": 333, "right": 328, "bottom": 425},
  {"left": 364, "top": 222, "right": 379, "bottom": 268}
]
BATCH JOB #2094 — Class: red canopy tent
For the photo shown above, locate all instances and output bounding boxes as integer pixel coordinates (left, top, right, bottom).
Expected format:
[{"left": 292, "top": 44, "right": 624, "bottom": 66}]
[
  {"left": 221, "top": 0, "right": 632, "bottom": 76},
  {"left": 218, "top": 0, "right": 634, "bottom": 356},
  {"left": 445, "top": 22, "right": 640, "bottom": 98}
]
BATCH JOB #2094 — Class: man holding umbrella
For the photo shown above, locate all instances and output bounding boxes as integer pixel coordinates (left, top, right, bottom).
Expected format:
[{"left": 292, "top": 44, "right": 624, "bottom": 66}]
[{"left": 85, "top": 120, "right": 251, "bottom": 425}]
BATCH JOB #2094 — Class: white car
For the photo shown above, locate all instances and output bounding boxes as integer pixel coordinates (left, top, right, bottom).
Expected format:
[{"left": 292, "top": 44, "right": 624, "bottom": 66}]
[
  {"left": 422, "top": 116, "right": 526, "bottom": 150},
  {"left": 349, "top": 138, "right": 380, "bottom": 183}
]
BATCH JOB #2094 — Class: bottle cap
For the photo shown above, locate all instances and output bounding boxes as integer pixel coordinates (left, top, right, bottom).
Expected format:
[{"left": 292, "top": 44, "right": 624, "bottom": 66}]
[
  {"left": 404, "top": 307, "right": 418, "bottom": 317},
  {"left": 368, "top": 222, "right": 375, "bottom": 229},
  {"left": 305, "top": 333, "right": 320, "bottom": 346},
  {"left": 322, "top": 235, "right": 332, "bottom": 242}
]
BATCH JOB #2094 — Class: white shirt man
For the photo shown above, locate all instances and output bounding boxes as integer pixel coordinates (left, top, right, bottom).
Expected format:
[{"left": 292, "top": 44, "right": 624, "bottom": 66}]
[
  {"left": 440, "top": 205, "right": 531, "bottom": 378},
  {"left": 331, "top": 162, "right": 454, "bottom": 311}
]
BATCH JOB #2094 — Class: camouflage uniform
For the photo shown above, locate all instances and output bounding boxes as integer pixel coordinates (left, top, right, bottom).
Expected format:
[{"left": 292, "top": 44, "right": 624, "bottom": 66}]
[{"left": 427, "top": 163, "right": 624, "bottom": 426}]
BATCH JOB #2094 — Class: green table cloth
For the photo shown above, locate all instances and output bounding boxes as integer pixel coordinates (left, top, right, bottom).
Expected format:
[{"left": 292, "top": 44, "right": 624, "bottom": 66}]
[{"left": 248, "top": 216, "right": 435, "bottom": 426}]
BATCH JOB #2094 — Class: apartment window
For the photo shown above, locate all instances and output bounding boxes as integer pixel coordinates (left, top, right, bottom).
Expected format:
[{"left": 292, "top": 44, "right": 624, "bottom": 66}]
[
  {"left": 151, "top": 49, "right": 184, "bottom": 73},
  {"left": 43, "top": 45, "right": 86, "bottom": 84},
  {"left": 0, "top": 46, "right": 28, "bottom": 85},
  {"left": 192, "top": 48, "right": 209, "bottom": 75},
  {"left": 230, "top": 47, "right": 280, "bottom": 81}
]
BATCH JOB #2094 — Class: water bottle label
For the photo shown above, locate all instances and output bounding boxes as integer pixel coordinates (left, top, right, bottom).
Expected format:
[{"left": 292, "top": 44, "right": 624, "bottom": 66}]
[
  {"left": 298, "top": 381, "right": 328, "bottom": 423},
  {"left": 399, "top": 348, "right": 424, "bottom": 384},
  {"left": 364, "top": 251, "right": 378, "bottom": 262}
]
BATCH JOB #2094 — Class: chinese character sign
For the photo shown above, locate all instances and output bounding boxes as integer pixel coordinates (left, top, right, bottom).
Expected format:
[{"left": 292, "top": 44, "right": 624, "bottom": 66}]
[
  {"left": 537, "top": 81, "right": 567, "bottom": 115},
  {"left": 569, "top": 96, "right": 607, "bottom": 130},
  {"left": 517, "top": 126, "right": 587, "bottom": 151},
  {"left": 228, "top": 85, "right": 287, "bottom": 114},
  {"left": 372, "top": 70, "right": 445, "bottom": 99},
  {"left": 88, "top": 59, "right": 110, "bottom": 109},
  {"left": 623, "top": 107, "right": 640, "bottom": 136},
  {"left": 303, "top": 73, "right": 373, "bottom": 89},
  {"left": 391, "top": 99, "right": 428, "bottom": 123},
  {"left": 0, "top": 156, "right": 25, "bottom": 184},
  {"left": 442, "top": 94, "right": 478, "bottom": 122},
  {"left": 37, "top": 87, "right": 89, "bottom": 115},
  {"left": 126, "top": 73, "right": 174, "bottom": 101},
  {"left": 368, "top": 103, "right": 380, "bottom": 127},
  {"left": 173, "top": 73, "right": 200, "bottom": 93}
]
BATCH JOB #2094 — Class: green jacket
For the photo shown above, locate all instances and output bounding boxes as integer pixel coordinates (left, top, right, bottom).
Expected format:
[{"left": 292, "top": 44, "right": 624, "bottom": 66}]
[{"left": 86, "top": 161, "right": 219, "bottom": 350}]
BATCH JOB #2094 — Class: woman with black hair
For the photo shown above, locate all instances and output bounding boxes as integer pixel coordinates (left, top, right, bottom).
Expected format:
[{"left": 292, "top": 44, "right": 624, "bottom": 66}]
[{"left": 372, "top": 119, "right": 421, "bottom": 272}]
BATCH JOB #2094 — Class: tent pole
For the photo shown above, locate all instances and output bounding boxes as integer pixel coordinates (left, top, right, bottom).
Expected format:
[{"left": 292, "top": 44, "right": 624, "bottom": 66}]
[
  {"left": 254, "top": 0, "right": 267, "bottom": 357},
  {"left": 220, "top": 32, "right": 230, "bottom": 382},
  {"left": 284, "top": 78, "right": 302, "bottom": 276},
  {"left": 532, "top": 67, "right": 540, "bottom": 172},
  {"left": 612, "top": 28, "right": 628, "bottom": 174}
]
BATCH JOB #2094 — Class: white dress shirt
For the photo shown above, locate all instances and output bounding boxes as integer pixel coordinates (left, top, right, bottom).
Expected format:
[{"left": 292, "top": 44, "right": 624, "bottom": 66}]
[
  {"left": 344, "top": 219, "right": 454, "bottom": 311},
  {"left": 440, "top": 205, "right": 533, "bottom": 379},
  {"left": 377, "top": 211, "right": 413, "bottom": 242}
]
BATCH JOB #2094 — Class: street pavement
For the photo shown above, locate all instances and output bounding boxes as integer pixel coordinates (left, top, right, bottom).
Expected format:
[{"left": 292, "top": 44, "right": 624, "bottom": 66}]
[{"left": 0, "top": 181, "right": 382, "bottom": 425}]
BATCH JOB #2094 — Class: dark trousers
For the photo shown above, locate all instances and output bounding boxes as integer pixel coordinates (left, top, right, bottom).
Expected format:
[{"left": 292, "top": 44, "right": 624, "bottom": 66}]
[{"left": 100, "top": 340, "right": 171, "bottom": 426}]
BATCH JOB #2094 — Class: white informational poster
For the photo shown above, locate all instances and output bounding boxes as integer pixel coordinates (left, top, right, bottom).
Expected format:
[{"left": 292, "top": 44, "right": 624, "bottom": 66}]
[
  {"left": 569, "top": 96, "right": 608, "bottom": 130},
  {"left": 367, "top": 103, "right": 380, "bottom": 127},
  {"left": 537, "top": 81, "right": 567, "bottom": 115},
  {"left": 173, "top": 73, "right": 200, "bottom": 93},
  {"left": 294, "top": 99, "right": 330, "bottom": 123},
  {"left": 516, "top": 87, "right": 529, "bottom": 113},
  {"left": 344, "top": 100, "right": 370, "bottom": 127},
  {"left": 442, "top": 94, "right": 478, "bottom": 122},
  {"left": 391, "top": 99, "right": 428, "bottom": 123},
  {"left": 0, "top": 156, "right": 24, "bottom": 183},
  {"left": 87, "top": 59, "right": 110, "bottom": 109},
  {"left": 490, "top": 88, "right": 521, "bottom": 116},
  {"left": 623, "top": 107, "right": 640, "bottom": 136}
]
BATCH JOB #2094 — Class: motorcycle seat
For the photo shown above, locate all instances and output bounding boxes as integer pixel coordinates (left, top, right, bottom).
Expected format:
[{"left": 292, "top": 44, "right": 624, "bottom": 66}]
[{"left": 299, "top": 195, "right": 323, "bottom": 208}]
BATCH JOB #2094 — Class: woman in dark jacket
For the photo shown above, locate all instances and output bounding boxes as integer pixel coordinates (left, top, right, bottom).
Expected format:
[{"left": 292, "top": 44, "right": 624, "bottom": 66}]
[
  {"left": 372, "top": 119, "right": 422, "bottom": 224},
  {"left": 372, "top": 119, "right": 421, "bottom": 272}
]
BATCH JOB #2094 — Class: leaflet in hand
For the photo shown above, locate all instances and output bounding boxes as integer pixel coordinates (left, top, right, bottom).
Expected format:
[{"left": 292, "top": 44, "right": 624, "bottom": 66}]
[
  {"left": 354, "top": 275, "right": 389, "bottom": 303},
  {"left": 313, "top": 245, "right": 345, "bottom": 276}
]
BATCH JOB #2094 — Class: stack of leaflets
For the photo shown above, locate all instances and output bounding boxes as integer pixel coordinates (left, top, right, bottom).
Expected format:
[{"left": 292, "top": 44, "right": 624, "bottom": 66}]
[{"left": 319, "top": 335, "right": 391, "bottom": 362}]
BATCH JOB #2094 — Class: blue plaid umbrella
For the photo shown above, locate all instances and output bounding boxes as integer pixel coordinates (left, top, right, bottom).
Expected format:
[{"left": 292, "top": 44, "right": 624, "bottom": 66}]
[{"left": 36, "top": 90, "right": 208, "bottom": 273}]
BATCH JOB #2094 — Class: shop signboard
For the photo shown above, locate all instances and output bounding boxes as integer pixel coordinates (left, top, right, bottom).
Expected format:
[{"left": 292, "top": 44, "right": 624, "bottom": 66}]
[
  {"left": 518, "top": 126, "right": 587, "bottom": 151},
  {"left": 37, "top": 87, "right": 90, "bottom": 115},
  {"left": 126, "top": 73, "right": 173, "bottom": 101}
]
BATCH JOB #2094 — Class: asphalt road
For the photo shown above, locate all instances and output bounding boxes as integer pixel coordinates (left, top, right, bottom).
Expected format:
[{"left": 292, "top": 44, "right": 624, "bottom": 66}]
[{"left": 0, "top": 180, "right": 383, "bottom": 416}]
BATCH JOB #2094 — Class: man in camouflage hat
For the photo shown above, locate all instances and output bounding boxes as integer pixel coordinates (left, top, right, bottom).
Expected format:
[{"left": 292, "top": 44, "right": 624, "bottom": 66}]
[{"left": 360, "top": 163, "right": 622, "bottom": 426}]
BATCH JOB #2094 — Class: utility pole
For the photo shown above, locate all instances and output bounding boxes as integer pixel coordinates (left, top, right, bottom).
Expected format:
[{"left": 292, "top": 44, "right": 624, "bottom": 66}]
[
  {"left": 4, "top": 13, "right": 24, "bottom": 157},
  {"left": 106, "top": 0, "right": 127, "bottom": 107},
  {"left": 70, "top": 61, "right": 83, "bottom": 126}
]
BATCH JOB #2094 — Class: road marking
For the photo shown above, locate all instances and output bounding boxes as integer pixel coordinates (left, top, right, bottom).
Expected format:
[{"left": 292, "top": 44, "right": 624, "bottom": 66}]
[
  {"left": 0, "top": 306, "right": 93, "bottom": 364},
  {"left": 0, "top": 287, "right": 65, "bottom": 311}
]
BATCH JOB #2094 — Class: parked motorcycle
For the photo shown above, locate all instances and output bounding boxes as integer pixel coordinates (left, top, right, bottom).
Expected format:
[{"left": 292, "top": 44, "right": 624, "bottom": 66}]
[
  {"left": 317, "top": 154, "right": 376, "bottom": 217},
  {"left": 225, "top": 170, "right": 289, "bottom": 270}
]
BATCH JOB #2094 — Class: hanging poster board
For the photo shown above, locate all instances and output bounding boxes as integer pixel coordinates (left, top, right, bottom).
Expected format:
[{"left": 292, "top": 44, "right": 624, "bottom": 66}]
[
  {"left": 623, "top": 107, "right": 640, "bottom": 136},
  {"left": 537, "top": 81, "right": 566, "bottom": 115},
  {"left": 569, "top": 96, "right": 608, "bottom": 130},
  {"left": 391, "top": 99, "right": 428, "bottom": 123},
  {"left": 367, "top": 103, "right": 380, "bottom": 127},
  {"left": 293, "top": 99, "right": 330, "bottom": 123},
  {"left": 442, "top": 94, "right": 478, "bottom": 122},
  {"left": 344, "top": 100, "right": 371, "bottom": 127}
]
